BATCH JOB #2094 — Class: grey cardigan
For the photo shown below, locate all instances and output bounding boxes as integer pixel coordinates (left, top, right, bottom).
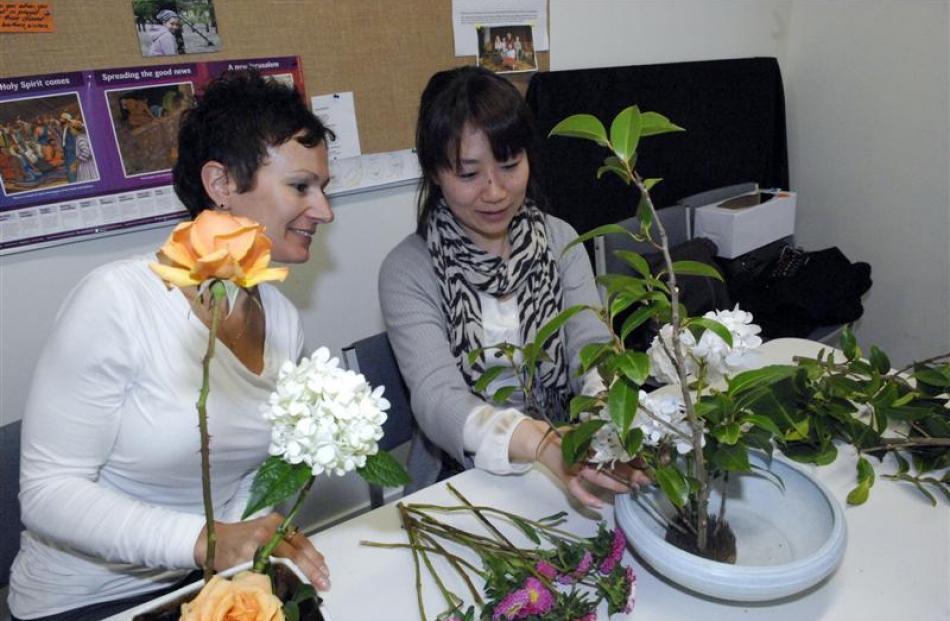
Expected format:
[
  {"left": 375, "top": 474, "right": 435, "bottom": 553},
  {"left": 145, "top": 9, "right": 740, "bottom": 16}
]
[{"left": 378, "top": 214, "right": 609, "bottom": 492}]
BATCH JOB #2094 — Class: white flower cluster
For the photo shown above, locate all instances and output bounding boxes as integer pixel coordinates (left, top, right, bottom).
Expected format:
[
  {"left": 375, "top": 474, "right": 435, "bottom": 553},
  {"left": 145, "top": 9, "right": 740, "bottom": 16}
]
[
  {"left": 263, "top": 347, "right": 390, "bottom": 476},
  {"left": 584, "top": 391, "right": 701, "bottom": 465},
  {"left": 647, "top": 305, "right": 762, "bottom": 384}
]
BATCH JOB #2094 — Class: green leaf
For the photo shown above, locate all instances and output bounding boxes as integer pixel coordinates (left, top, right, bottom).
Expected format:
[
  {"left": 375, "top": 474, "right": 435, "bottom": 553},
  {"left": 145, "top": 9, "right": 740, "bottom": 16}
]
[
  {"left": 473, "top": 365, "right": 507, "bottom": 394},
  {"left": 613, "top": 350, "right": 651, "bottom": 386},
  {"left": 689, "top": 317, "right": 733, "bottom": 348},
  {"left": 669, "top": 260, "right": 724, "bottom": 281},
  {"left": 579, "top": 342, "right": 614, "bottom": 373},
  {"left": 642, "top": 177, "right": 663, "bottom": 191},
  {"left": 636, "top": 193, "right": 653, "bottom": 231},
  {"left": 709, "top": 443, "right": 751, "bottom": 472},
  {"left": 613, "top": 250, "right": 651, "bottom": 278},
  {"left": 491, "top": 385, "right": 518, "bottom": 404},
  {"left": 548, "top": 113, "right": 609, "bottom": 146},
  {"left": 596, "top": 156, "right": 632, "bottom": 184},
  {"left": 840, "top": 325, "right": 859, "bottom": 361},
  {"left": 283, "top": 600, "right": 300, "bottom": 621},
  {"left": 291, "top": 584, "right": 317, "bottom": 604},
  {"left": 712, "top": 422, "right": 741, "bottom": 445},
  {"left": 620, "top": 306, "right": 657, "bottom": 342},
  {"left": 535, "top": 305, "right": 589, "bottom": 350},
  {"left": 243, "top": 457, "right": 312, "bottom": 519},
  {"left": 358, "top": 450, "right": 411, "bottom": 487},
  {"left": 869, "top": 346, "right": 891, "bottom": 374},
  {"left": 742, "top": 414, "right": 783, "bottom": 437},
  {"left": 609, "top": 105, "right": 642, "bottom": 164},
  {"left": 608, "top": 377, "right": 639, "bottom": 436},
  {"left": 846, "top": 481, "right": 871, "bottom": 505},
  {"left": 655, "top": 465, "right": 689, "bottom": 508},
  {"left": 639, "top": 111, "right": 686, "bottom": 137},
  {"left": 562, "top": 223, "right": 637, "bottom": 256},
  {"left": 727, "top": 365, "right": 798, "bottom": 396},
  {"left": 624, "top": 427, "right": 644, "bottom": 456},
  {"left": 570, "top": 394, "right": 602, "bottom": 419},
  {"left": 511, "top": 516, "right": 541, "bottom": 545},
  {"left": 561, "top": 419, "right": 607, "bottom": 465}
]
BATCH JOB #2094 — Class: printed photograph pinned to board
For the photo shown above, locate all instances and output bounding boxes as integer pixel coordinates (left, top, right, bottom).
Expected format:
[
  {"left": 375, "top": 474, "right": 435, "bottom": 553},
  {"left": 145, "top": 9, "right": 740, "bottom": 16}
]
[
  {"left": 0, "top": 92, "right": 99, "bottom": 196},
  {"left": 104, "top": 82, "right": 195, "bottom": 177},
  {"left": 132, "top": 1, "right": 221, "bottom": 57},
  {"left": 476, "top": 24, "right": 537, "bottom": 74}
]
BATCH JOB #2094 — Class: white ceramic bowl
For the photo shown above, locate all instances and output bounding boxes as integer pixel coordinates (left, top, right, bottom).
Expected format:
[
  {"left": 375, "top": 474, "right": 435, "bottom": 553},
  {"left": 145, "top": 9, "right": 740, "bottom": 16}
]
[{"left": 615, "top": 452, "right": 847, "bottom": 602}]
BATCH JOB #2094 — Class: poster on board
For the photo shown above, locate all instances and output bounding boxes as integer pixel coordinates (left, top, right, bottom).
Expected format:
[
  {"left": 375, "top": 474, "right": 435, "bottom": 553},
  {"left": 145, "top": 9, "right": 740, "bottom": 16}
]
[
  {"left": 133, "top": 1, "right": 222, "bottom": 58},
  {"left": 0, "top": 55, "right": 304, "bottom": 254}
]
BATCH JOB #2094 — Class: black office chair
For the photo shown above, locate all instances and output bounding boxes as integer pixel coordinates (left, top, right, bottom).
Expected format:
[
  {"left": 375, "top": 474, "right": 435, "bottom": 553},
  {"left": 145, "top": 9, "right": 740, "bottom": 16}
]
[
  {"left": 1, "top": 420, "right": 24, "bottom": 590},
  {"left": 342, "top": 332, "right": 414, "bottom": 508}
]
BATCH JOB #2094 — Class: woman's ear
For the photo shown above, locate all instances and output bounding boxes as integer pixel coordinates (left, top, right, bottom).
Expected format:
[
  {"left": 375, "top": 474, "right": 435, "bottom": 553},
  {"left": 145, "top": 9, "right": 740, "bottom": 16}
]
[{"left": 200, "top": 161, "right": 234, "bottom": 209}]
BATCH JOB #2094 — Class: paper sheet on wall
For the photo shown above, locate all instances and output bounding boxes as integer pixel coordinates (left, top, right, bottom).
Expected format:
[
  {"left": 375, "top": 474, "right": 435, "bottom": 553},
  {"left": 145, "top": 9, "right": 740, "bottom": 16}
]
[
  {"left": 311, "top": 92, "right": 362, "bottom": 161},
  {"left": 452, "top": 0, "right": 548, "bottom": 57}
]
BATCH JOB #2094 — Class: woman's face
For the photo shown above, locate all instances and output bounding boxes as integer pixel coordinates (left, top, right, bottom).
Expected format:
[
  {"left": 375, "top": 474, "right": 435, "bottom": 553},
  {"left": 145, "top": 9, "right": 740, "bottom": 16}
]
[
  {"left": 435, "top": 123, "right": 529, "bottom": 256},
  {"left": 224, "top": 137, "right": 332, "bottom": 264}
]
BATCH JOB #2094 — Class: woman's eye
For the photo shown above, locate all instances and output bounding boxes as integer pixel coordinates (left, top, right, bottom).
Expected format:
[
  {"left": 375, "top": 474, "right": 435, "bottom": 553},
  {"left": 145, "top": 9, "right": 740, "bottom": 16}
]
[
  {"left": 501, "top": 160, "right": 521, "bottom": 170},
  {"left": 292, "top": 183, "right": 308, "bottom": 194},
  {"left": 457, "top": 171, "right": 478, "bottom": 180}
]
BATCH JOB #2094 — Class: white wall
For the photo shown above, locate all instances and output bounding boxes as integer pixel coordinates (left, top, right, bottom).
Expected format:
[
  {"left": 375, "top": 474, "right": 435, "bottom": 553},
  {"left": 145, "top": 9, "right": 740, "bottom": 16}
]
[
  {"left": 784, "top": 0, "right": 950, "bottom": 365},
  {"left": 549, "top": 0, "right": 793, "bottom": 70},
  {"left": 550, "top": 0, "right": 950, "bottom": 365}
]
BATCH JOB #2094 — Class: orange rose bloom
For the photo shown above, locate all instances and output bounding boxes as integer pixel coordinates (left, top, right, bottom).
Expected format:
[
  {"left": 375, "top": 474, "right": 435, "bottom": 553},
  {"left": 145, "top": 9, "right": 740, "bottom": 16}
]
[
  {"left": 150, "top": 210, "right": 289, "bottom": 288},
  {"left": 180, "top": 571, "right": 285, "bottom": 621}
]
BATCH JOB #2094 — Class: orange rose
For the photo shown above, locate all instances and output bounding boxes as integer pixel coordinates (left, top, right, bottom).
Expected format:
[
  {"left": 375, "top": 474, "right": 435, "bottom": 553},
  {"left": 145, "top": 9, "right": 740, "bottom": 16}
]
[
  {"left": 150, "top": 210, "right": 289, "bottom": 289},
  {"left": 180, "top": 571, "right": 285, "bottom": 621}
]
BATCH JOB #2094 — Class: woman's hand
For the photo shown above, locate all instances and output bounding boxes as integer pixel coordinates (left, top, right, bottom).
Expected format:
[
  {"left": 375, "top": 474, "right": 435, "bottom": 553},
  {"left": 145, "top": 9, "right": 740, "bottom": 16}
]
[
  {"left": 510, "top": 418, "right": 650, "bottom": 509},
  {"left": 193, "top": 513, "right": 331, "bottom": 590}
]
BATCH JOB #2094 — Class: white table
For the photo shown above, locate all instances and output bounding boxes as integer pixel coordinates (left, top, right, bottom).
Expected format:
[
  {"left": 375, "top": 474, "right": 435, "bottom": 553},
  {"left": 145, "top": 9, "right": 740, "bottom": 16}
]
[
  {"left": 311, "top": 339, "right": 948, "bottom": 620},
  {"left": 111, "top": 340, "right": 950, "bottom": 620}
]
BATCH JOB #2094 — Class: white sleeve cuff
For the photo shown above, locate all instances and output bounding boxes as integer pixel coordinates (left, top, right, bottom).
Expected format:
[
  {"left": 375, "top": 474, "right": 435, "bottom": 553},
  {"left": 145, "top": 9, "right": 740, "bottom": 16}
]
[{"left": 463, "top": 404, "right": 532, "bottom": 475}]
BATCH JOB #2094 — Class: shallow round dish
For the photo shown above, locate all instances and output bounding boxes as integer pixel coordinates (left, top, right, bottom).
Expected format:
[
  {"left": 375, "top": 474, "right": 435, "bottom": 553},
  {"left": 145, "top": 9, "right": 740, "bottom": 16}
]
[{"left": 615, "top": 452, "right": 847, "bottom": 602}]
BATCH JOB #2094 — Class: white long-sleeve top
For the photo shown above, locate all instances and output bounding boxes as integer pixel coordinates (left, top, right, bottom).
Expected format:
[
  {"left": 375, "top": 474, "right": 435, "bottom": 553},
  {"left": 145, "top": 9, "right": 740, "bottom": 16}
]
[
  {"left": 9, "top": 258, "right": 304, "bottom": 619},
  {"left": 461, "top": 293, "right": 606, "bottom": 475}
]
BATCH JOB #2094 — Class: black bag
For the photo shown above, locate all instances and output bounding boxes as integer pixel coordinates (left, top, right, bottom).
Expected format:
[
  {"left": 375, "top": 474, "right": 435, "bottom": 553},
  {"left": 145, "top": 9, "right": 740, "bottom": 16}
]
[{"left": 728, "top": 245, "right": 872, "bottom": 338}]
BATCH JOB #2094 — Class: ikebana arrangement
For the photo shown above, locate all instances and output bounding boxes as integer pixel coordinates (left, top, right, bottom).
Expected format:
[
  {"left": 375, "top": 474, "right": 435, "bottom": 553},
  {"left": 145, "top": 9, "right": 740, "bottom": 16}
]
[
  {"left": 476, "top": 106, "right": 949, "bottom": 566},
  {"left": 362, "top": 484, "right": 637, "bottom": 621},
  {"left": 147, "top": 210, "right": 409, "bottom": 620}
]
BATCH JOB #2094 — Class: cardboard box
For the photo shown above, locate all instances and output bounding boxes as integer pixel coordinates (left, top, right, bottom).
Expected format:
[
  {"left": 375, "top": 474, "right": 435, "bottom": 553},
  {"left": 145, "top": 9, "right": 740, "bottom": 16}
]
[{"left": 692, "top": 191, "right": 796, "bottom": 259}]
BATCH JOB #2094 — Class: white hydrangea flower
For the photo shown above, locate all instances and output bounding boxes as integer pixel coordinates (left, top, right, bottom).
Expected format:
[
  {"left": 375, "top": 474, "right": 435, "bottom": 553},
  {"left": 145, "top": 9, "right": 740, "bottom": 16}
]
[
  {"left": 581, "top": 389, "right": 703, "bottom": 462},
  {"left": 647, "top": 324, "right": 698, "bottom": 384},
  {"left": 647, "top": 305, "right": 762, "bottom": 384},
  {"left": 693, "top": 305, "right": 763, "bottom": 381},
  {"left": 263, "top": 347, "right": 390, "bottom": 477}
]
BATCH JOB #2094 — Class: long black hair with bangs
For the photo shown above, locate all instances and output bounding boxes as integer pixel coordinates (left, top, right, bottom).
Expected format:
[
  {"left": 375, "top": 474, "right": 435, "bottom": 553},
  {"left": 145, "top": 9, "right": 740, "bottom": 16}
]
[{"left": 414, "top": 65, "right": 546, "bottom": 237}]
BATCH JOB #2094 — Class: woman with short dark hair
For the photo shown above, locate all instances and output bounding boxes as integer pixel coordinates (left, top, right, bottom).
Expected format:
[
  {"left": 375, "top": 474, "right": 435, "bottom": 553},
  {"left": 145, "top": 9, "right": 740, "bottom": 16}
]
[{"left": 9, "top": 70, "right": 334, "bottom": 621}]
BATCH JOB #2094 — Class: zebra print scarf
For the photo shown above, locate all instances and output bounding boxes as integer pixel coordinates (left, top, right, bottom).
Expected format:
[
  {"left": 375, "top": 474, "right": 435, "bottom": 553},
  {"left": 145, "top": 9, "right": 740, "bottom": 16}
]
[{"left": 426, "top": 199, "right": 570, "bottom": 420}]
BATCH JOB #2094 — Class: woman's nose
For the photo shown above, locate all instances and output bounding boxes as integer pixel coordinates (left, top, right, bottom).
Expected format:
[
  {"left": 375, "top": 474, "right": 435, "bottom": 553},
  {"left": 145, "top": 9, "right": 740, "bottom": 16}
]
[
  {"left": 308, "top": 191, "right": 334, "bottom": 223},
  {"left": 481, "top": 170, "right": 507, "bottom": 202}
]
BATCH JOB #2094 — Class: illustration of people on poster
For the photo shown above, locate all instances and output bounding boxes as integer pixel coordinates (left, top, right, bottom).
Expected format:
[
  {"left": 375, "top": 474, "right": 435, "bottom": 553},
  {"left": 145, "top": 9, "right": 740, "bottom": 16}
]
[{"left": 0, "top": 56, "right": 304, "bottom": 253}]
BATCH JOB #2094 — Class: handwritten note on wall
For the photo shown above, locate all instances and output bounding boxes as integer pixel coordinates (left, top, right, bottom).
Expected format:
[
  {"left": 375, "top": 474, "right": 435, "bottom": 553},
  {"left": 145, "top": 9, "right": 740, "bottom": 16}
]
[{"left": 0, "top": 2, "right": 53, "bottom": 33}]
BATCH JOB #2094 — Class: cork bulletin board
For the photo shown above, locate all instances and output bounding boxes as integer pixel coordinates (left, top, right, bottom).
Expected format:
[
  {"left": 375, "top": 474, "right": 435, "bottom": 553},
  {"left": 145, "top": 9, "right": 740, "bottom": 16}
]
[{"left": 0, "top": 0, "right": 550, "bottom": 154}]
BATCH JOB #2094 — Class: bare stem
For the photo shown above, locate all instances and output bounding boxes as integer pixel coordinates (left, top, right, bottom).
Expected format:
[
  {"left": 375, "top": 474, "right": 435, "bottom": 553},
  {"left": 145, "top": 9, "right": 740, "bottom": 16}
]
[
  {"left": 252, "top": 476, "right": 315, "bottom": 573},
  {"left": 196, "top": 280, "right": 226, "bottom": 581},
  {"left": 631, "top": 171, "right": 710, "bottom": 550}
]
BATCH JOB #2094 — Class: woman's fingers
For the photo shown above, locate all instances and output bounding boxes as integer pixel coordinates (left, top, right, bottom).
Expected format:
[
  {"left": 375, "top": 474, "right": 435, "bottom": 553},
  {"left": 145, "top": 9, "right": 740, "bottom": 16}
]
[{"left": 275, "top": 533, "right": 331, "bottom": 591}]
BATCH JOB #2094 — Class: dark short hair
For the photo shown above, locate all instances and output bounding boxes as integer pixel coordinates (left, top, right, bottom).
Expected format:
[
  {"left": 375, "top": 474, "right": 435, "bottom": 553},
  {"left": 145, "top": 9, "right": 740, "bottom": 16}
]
[
  {"left": 414, "top": 65, "right": 545, "bottom": 236},
  {"left": 173, "top": 69, "right": 334, "bottom": 218}
]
